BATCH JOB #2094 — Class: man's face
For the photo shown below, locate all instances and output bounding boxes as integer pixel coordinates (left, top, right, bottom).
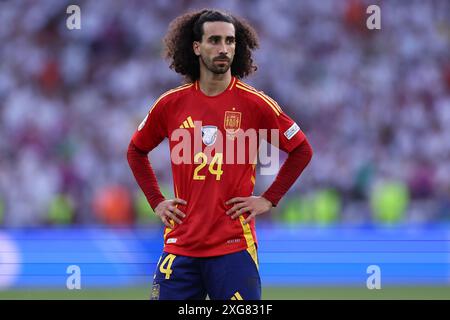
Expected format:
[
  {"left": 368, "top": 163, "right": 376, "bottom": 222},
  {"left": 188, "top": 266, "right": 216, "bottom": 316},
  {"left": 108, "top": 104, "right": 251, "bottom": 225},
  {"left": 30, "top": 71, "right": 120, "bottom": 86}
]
[{"left": 193, "top": 21, "right": 236, "bottom": 75}]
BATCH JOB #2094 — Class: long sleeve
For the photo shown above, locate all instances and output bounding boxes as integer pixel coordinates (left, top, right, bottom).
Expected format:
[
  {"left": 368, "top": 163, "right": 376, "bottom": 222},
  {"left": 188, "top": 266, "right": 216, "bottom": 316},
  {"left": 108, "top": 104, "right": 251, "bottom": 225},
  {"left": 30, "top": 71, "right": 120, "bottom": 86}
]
[
  {"left": 127, "top": 141, "right": 166, "bottom": 210},
  {"left": 261, "top": 138, "right": 313, "bottom": 206}
]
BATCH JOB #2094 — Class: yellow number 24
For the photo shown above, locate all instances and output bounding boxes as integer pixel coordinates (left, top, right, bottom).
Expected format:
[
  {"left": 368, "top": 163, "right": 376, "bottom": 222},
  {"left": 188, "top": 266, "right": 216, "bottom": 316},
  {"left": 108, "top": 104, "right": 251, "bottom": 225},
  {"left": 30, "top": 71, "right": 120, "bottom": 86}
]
[{"left": 193, "top": 152, "right": 223, "bottom": 181}]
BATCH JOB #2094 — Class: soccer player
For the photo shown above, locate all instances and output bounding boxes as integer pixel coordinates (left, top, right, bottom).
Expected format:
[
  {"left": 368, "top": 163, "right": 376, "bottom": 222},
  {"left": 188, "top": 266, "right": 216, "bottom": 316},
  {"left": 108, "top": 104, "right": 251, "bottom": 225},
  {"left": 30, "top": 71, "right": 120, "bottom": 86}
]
[{"left": 127, "top": 9, "right": 313, "bottom": 300}]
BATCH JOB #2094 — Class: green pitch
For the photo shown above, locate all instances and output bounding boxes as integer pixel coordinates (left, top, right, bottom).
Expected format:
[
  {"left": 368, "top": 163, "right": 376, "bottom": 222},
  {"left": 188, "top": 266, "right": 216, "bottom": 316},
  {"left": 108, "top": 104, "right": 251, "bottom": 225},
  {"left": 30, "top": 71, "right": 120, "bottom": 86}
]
[{"left": 0, "top": 286, "right": 449, "bottom": 300}]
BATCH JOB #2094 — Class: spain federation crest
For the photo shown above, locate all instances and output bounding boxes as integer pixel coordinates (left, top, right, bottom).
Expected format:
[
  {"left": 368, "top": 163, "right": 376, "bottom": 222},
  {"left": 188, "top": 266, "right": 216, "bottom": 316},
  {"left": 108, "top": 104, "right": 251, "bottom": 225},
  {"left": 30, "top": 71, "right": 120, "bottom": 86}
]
[
  {"left": 224, "top": 111, "right": 241, "bottom": 140},
  {"left": 201, "top": 125, "right": 218, "bottom": 146},
  {"left": 224, "top": 111, "right": 241, "bottom": 134}
]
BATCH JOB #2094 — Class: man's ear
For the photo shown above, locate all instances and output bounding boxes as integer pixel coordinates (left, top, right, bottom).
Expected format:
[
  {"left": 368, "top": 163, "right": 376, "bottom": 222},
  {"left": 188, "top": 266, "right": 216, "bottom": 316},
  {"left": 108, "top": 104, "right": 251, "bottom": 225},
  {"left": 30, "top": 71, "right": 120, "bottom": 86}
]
[{"left": 193, "top": 41, "right": 201, "bottom": 56}]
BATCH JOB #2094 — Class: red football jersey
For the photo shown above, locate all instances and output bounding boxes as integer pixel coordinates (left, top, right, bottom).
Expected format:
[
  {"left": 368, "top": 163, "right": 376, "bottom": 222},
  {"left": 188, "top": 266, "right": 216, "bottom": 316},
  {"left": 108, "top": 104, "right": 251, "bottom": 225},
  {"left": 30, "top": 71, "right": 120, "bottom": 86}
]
[{"left": 132, "top": 77, "right": 305, "bottom": 257}]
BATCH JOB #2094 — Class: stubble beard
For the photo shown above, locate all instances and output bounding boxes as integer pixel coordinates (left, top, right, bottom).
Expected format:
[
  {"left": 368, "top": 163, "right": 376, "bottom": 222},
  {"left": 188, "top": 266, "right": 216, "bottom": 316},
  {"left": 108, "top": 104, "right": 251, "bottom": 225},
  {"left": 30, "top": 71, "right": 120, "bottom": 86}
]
[{"left": 201, "top": 55, "right": 232, "bottom": 75}]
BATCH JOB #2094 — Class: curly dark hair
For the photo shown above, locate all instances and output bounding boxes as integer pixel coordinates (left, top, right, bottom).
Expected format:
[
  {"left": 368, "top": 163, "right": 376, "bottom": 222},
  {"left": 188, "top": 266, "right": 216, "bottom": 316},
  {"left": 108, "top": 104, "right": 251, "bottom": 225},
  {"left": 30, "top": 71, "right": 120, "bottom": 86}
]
[{"left": 163, "top": 9, "right": 259, "bottom": 83}]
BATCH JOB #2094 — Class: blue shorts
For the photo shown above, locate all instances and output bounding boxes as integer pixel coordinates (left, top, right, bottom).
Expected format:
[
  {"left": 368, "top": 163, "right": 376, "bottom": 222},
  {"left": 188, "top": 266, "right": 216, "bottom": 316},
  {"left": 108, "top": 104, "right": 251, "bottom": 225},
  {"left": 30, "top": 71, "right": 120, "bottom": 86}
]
[{"left": 150, "top": 249, "right": 261, "bottom": 300}]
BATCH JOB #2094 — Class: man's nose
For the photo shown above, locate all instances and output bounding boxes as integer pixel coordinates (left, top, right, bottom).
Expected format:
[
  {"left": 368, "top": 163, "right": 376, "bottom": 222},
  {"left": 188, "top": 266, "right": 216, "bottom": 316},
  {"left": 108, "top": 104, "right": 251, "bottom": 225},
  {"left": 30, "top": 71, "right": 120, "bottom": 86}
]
[{"left": 219, "top": 41, "right": 228, "bottom": 55}]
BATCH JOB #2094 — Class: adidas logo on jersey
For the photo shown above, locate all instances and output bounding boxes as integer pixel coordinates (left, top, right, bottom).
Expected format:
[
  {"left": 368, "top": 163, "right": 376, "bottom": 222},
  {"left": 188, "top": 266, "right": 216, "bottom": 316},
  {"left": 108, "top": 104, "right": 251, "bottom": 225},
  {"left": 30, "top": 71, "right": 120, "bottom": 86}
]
[{"left": 179, "top": 116, "right": 195, "bottom": 129}]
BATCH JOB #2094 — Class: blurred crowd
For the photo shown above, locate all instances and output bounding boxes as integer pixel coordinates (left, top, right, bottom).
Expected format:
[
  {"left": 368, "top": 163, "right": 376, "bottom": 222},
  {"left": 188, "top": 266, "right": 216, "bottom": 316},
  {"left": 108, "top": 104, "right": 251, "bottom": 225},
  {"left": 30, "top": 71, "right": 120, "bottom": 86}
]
[{"left": 0, "top": 0, "right": 449, "bottom": 226}]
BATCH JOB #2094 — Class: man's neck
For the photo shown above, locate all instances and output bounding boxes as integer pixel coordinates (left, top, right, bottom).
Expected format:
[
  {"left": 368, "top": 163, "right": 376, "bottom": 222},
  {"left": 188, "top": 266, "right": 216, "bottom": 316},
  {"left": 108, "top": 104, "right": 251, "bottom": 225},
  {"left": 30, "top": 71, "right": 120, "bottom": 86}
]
[{"left": 198, "top": 71, "right": 231, "bottom": 97}]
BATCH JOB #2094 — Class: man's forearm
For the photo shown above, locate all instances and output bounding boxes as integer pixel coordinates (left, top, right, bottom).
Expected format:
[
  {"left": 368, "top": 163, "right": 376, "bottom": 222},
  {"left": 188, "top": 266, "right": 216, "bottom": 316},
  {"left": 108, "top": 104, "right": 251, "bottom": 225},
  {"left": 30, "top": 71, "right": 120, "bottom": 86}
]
[
  {"left": 127, "top": 141, "right": 166, "bottom": 210},
  {"left": 261, "top": 138, "right": 313, "bottom": 206}
]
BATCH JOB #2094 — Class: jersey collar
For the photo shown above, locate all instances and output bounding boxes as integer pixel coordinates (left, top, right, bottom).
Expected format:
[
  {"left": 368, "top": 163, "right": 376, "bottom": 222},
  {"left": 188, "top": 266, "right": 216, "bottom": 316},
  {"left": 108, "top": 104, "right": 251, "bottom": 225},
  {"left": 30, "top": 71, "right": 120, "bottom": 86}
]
[{"left": 194, "top": 76, "right": 237, "bottom": 93}]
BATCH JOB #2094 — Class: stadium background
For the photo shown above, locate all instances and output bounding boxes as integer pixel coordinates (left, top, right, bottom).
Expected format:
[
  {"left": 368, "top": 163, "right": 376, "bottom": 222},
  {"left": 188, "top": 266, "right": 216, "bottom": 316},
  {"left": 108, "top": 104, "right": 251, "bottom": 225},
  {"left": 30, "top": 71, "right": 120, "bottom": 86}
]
[{"left": 0, "top": 0, "right": 449, "bottom": 299}]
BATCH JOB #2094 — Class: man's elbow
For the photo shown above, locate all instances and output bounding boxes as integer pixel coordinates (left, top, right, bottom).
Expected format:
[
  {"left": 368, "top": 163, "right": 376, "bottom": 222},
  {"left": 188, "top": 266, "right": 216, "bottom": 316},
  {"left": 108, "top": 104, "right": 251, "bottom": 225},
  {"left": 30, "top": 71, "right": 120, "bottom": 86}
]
[
  {"left": 127, "top": 140, "right": 149, "bottom": 161},
  {"left": 127, "top": 140, "right": 145, "bottom": 165},
  {"left": 126, "top": 141, "right": 134, "bottom": 165},
  {"left": 303, "top": 138, "right": 313, "bottom": 164}
]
